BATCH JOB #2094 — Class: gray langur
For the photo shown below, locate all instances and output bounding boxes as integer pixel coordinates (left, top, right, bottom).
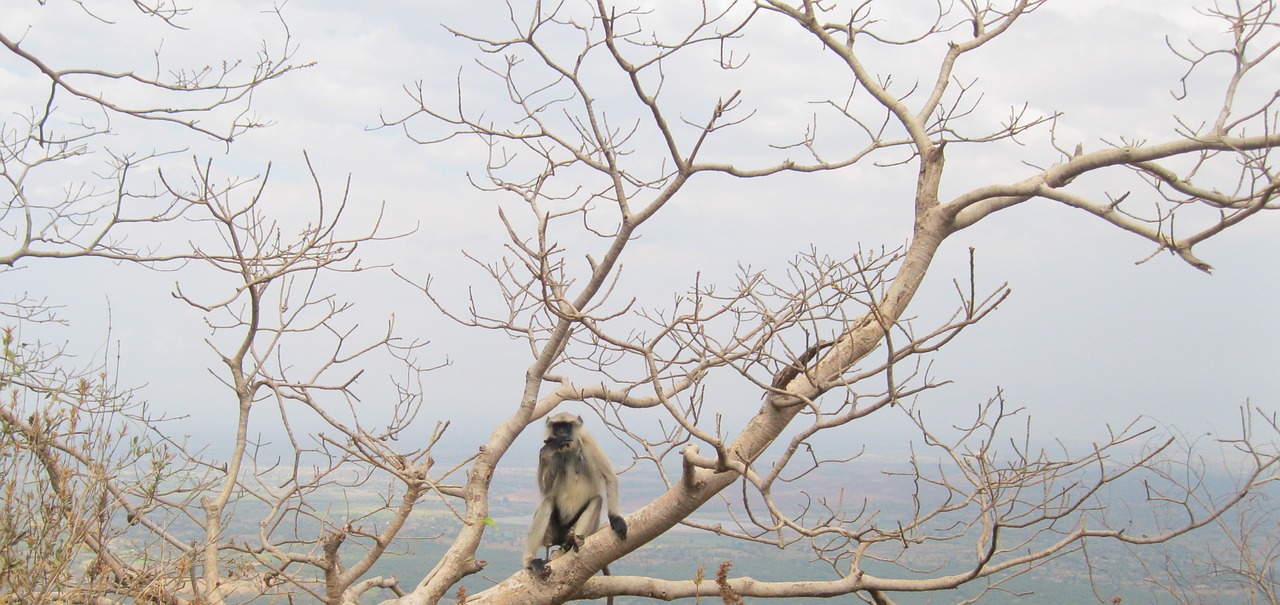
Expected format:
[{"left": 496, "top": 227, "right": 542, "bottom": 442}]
[{"left": 523, "top": 412, "right": 628, "bottom": 579}]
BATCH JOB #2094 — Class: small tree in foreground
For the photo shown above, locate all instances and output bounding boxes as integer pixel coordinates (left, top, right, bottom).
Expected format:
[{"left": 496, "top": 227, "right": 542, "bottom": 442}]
[{"left": 1, "top": 1, "right": 1278, "bottom": 604}]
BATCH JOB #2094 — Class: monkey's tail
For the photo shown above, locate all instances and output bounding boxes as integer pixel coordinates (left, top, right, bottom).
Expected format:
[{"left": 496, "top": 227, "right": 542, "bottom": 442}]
[{"left": 603, "top": 565, "right": 613, "bottom": 605}]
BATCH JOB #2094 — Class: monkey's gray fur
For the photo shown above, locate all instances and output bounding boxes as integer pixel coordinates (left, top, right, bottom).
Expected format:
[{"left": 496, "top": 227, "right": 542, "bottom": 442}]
[{"left": 523, "top": 412, "right": 628, "bottom": 579}]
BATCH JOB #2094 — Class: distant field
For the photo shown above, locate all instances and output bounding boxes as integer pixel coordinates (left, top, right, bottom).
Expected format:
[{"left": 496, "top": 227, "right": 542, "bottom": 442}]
[{"left": 338, "top": 459, "right": 1258, "bottom": 604}]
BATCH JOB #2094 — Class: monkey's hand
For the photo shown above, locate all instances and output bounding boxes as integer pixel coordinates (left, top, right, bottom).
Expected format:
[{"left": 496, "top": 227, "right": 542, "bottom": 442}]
[
  {"left": 543, "top": 436, "right": 572, "bottom": 449},
  {"left": 608, "top": 514, "right": 628, "bottom": 540},
  {"left": 527, "top": 558, "right": 552, "bottom": 580}
]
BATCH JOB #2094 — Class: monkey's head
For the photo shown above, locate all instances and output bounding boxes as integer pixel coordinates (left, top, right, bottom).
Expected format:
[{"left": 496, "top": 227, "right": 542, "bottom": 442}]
[{"left": 543, "top": 412, "right": 583, "bottom": 449}]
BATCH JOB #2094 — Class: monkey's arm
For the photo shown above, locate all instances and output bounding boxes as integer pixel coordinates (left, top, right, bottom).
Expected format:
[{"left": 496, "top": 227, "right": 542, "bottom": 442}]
[
  {"left": 524, "top": 498, "right": 555, "bottom": 578},
  {"left": 584, "top": 434, "right": 628, "bottom": 539},
  {"left": 536, "top": 443, "right": 561, "bottom": 494}
]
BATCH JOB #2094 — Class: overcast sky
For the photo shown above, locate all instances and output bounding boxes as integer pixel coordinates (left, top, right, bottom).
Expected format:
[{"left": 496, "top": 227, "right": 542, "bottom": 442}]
[{"left": 3, "top": 0, "right": 1277, "bottom": 463}]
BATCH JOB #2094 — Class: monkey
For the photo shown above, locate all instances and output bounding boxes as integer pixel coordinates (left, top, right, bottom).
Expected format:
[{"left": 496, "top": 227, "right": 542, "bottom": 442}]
[{"left": 523, "top": 412, "right": 628, "bottom": 580}]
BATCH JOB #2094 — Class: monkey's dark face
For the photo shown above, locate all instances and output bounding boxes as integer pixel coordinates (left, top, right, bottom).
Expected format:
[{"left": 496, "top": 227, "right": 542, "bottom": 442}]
[{"left": 544, "top": 420, "right": 577, "bottom": 449}]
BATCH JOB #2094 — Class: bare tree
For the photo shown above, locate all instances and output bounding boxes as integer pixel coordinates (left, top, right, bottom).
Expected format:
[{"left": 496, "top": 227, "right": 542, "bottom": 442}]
[
  {"left": 1, "top": 4, "right": 445, "bottom": 605},
  {"left": 376, "top": 0, "right": 1280, "bottom": 603},
  {"left": 2, "top": 1, "right": 1279, "bottom": 605},
  {"left": 1136, "top": 412, "right": 1280, "bottom": 604}
]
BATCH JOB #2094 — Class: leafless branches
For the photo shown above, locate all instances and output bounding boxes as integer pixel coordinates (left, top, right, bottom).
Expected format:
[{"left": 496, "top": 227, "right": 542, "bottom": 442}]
[
  {"left": 1, "top": 149, "right": 436, "bottom": 603},
  {"left": 1, "top": 2, "right": 308, "bottom": 273},
  {"left": 4, "top": 0, "right": 1279, "bottom": 604},
  {"left": 947, "top": 1, "right": 1279, "bottom": 272},
  {"left": 380, "top": 1, "right": 1280, "bottom": 604},
  {"left": 0, "top": 4, "right": 305, "bottom": 144},
  {"left": 2, "top": 5, "right": 440, "bottom": 605}
]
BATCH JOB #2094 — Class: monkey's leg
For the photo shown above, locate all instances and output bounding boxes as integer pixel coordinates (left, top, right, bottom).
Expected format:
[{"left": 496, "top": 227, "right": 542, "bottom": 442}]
[
  {"left": 568, "top": 496, "right": 603, "bottom": 551},
  {"left": 548, "top": 507, "right": 572, "bottom": 552}
]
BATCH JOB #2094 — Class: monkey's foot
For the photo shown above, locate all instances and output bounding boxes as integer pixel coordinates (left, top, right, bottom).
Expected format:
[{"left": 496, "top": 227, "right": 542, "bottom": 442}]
[{"left": 528, "top": 559, "right": 552, "bottom": 580}]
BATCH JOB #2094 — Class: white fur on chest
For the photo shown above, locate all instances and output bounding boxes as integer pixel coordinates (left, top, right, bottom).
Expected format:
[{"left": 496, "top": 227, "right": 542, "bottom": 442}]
[{"left": 550, "top": 453, "right": 602, "bottom": 521}]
